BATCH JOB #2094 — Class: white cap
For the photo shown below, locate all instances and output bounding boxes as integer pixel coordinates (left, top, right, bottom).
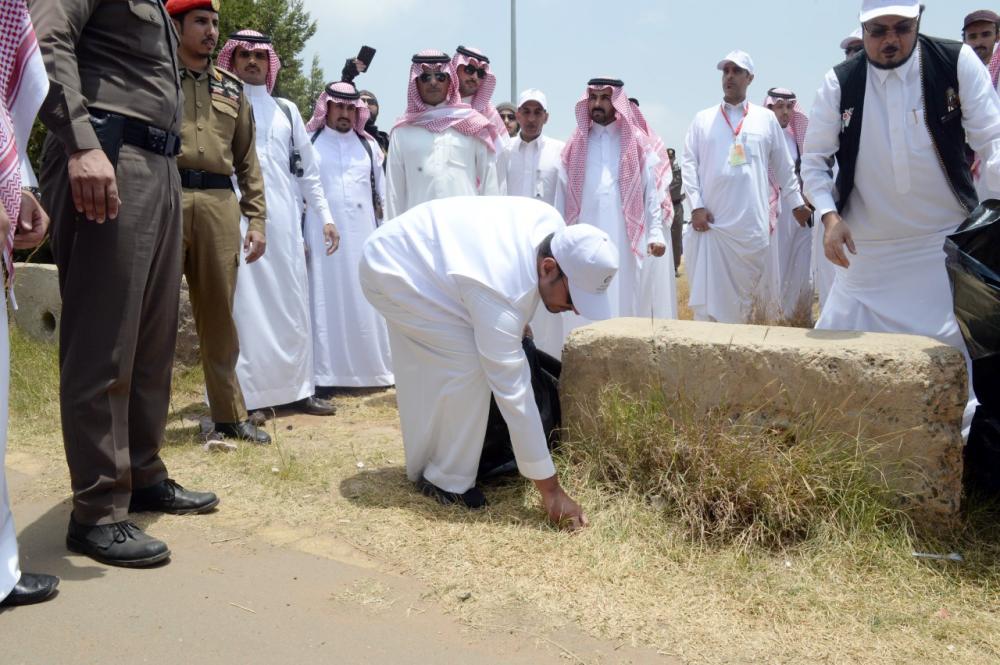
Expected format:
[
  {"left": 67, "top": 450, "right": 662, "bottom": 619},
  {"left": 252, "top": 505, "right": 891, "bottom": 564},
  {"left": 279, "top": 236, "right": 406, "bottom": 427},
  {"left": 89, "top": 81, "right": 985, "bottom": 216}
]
[
  {"left": 840, "top": 27, "right": 863, "bottom": 49},
  {"left": 716, "top": 50, "right": 755, "bottom": 75},
  {"left": 550, "top": 224, "right": 619, "bottom": 321},
  {"left": 859, "top": 0, "right": 920, "bottom": 23},
  {"left": 517, "top": 88, "right": 547, "bottom": 111}
]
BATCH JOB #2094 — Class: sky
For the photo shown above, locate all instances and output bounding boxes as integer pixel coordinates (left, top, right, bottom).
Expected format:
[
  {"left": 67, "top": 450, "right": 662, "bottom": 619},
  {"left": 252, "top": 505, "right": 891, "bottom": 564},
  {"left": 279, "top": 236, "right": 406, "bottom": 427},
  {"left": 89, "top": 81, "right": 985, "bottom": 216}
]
[{"left": 299, "top": 1, "right": 983, "bottom": 151}]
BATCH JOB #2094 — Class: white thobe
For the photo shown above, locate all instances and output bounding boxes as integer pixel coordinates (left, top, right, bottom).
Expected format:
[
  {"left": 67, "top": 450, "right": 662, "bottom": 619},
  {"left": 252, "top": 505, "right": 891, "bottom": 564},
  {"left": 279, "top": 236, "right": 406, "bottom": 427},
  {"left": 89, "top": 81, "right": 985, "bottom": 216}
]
[
  {"left": 556, "top": 121, "right": 673, "bottom": 337},
  {"left": 232, "top": 87, "right": 333, "bottom": 411},
  {"left": 2, "top": 48, "right": 47, "bottom": 600},
  {"left": 498, "top": 133, "right": 567, "bottom": 357},
  {"left": 681, "top": 101, "right": 805, "bottom": 323},
  {"left": 385, "top": 117, "right": 499, "bottom": 219},
  {"left": 0, "top": 299, "right": 14, "bottom": 600},
  {"left": 803, "top": 44, "right": 1000, "bottom": 434},
  {"left": 359, "top": 196, "right": 561, "bottom": 493},
  {"left": 760, "top": 130, "right": 814, "bottom": 322},
  {"left": 306, "top": 127, "right": 393, "bottom": 387}
]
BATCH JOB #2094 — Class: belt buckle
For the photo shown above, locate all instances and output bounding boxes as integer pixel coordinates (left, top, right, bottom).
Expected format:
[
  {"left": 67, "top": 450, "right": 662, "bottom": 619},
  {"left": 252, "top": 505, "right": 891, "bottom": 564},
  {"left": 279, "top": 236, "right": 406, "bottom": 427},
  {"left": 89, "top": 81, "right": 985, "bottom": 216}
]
[{"left": 147, "top": 127, "right": 167, "bottom": 155}]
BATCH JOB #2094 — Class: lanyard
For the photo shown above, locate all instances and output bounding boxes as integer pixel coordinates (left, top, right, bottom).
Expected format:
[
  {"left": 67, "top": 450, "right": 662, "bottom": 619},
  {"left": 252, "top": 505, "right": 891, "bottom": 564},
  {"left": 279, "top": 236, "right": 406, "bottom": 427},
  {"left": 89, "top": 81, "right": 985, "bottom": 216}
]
[{"left": 720, "top": 102, "right": 748, "bottom": 139}]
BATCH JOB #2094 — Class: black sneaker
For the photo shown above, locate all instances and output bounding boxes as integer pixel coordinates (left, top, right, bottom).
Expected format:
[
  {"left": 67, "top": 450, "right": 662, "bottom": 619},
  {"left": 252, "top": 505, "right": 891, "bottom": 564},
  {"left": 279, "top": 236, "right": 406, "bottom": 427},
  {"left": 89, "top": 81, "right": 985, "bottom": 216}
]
[
  {"left": 417, "top": 477, "right": 488, "bottom": 510},
  {"left": 66, "top": 516, "right": 170, "bottom": 568}
]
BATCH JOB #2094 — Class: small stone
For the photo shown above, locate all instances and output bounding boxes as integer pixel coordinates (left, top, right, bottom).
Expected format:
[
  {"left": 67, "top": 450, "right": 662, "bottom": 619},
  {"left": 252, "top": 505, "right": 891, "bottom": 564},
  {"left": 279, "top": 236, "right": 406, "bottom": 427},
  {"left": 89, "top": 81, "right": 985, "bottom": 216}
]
[
  {"left": 271, "top": 466, "right": 280, "bottom": 474},
  {"left": 457, "top": 591, "right": 472, "bottom": 602},
  {"left": 356, "top": 461, "right": 365, "bottom": 469}
]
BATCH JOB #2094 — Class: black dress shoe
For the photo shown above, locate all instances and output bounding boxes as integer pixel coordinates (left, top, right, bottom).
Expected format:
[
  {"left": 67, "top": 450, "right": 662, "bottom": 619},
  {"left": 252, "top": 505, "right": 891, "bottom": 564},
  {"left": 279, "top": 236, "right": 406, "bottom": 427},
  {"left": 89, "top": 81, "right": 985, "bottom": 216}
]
[
  {"left": 66, "top": 517, "right": 170, "bottom": 568},
  {"left": 417, "top": 477, "right": 488, "bottom": 510},
  {"left": 215, "top": 420, "right": 271, "bottom": 445},
  {"left": 130, "top": 478, "right": 219, "bottom": 515},
  {"left": 0, "top": 572, "right": 59, "bottom": 607},
  {"left": 299, "top": 395, "right": 337, "bottom": 416}
]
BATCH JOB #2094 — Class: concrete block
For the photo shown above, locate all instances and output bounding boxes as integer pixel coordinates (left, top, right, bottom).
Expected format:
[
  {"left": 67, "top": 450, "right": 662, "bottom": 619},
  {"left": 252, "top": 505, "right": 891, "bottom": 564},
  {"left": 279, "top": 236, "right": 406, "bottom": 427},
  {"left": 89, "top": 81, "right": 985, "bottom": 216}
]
[
  {"left": 561, "top": 318, "right": 968, "bottom": 526},
  {"left": 10, "top": 263, "right": 60, "bottom": 344}
]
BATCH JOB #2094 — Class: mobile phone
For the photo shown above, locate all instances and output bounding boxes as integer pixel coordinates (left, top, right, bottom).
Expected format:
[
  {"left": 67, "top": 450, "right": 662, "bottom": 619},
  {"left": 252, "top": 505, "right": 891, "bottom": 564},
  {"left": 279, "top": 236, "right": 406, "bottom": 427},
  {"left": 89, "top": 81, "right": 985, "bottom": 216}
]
[{"left": 358, "top": 46, "right": 376, "bottom": 68}]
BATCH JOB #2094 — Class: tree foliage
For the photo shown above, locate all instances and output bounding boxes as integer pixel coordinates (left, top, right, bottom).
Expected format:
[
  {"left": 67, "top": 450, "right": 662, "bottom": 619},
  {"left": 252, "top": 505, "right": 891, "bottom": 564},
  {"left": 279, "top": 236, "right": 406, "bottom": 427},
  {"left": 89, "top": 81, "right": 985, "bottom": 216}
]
[{"left": 218, "top": 0, "right": 323, "bottom": 118}]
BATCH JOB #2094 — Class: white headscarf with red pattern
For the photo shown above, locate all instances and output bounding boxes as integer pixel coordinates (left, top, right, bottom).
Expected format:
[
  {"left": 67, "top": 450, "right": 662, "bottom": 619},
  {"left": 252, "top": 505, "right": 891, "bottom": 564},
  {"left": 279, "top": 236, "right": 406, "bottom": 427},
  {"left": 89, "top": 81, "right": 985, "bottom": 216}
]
[
  {"left": 392, "top": 49, "right": 498, "bottom": 152},
  {"left": 217, "top": 30, "right": 282, "bottom": 94},
  {"left": 305, "top": 81, "right": 372, "bottom": 139},
  {"left": 451, "top": 46, "right": 507, "bottom": 143},
  {"left": 1, "top": 0, "right": 46, "bottom": 284},
  {"left": 561, "top": 79, "right": 648, "bottom": 257}
]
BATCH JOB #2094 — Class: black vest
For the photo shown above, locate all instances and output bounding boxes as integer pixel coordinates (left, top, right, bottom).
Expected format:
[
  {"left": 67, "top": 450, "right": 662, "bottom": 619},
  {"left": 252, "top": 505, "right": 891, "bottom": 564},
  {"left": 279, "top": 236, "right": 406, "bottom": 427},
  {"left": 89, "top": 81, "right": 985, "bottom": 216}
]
[{"left": 833, "top": 35, "right": 977, "bottom": 215}]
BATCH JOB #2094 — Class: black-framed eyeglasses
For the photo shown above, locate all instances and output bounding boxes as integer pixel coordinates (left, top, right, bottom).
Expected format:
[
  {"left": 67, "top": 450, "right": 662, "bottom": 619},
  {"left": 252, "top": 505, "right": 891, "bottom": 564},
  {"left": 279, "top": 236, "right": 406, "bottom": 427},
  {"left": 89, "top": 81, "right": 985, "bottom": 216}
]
[
  {"left": 862, "top": 19, "right": 917, "bottom": 39},
  {"left": 417, "top": 72, "right": 449, "bottom": 83},
  {"left": 237, "top": 49, "right": 270, "bottom": 61},
  {"left": 463, "top": 64, "right": 487, "bottom": 79}
]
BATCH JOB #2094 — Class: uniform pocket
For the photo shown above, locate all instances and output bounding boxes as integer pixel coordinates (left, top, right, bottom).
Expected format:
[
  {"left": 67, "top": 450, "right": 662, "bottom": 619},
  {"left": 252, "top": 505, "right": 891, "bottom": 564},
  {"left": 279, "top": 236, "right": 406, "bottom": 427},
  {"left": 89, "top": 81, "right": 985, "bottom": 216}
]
[
  {"left": 211, "top": 98, "right": 239, "bottom": 119},
  {"left": 127, "top": 0, "right": 163, "bottom": 24}
]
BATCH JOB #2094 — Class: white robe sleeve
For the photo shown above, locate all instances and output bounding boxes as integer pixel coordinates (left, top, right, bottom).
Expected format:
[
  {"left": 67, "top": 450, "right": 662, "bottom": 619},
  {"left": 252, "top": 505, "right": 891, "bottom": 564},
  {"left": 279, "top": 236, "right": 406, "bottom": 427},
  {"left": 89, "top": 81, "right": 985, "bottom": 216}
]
[
  {"left": 372, "top": 137, "right": 387, "bottom": 206},
  {"left": 292, "top": 114, "right": 335, "bottom": 227},
  {"left": 642, "top": 159, "right": 666, "bottom": 247},
  {"left": 497, "top": 145, "right": 510, "bottom": 195},
  {"left": 681, "top": 119, "right": 705, "bottom": 211},
  {"left": 477, "top": 141, "right": 500, "bottom": 196},
  {"left": 455, "top": 278, "right": 556, "bottom": 481},
  {"left": 957, "top": 44, "right": 1000, "bottom": 194},
  {"left": 802, "top": 69, "right": 843, "bottom": 218},
  {"left": 385, "top": 129, "right": 406, "bottom": 220},
  {"left": 553, "top": 164, "right": 567, "bottom": 216},
  {"left": 768, "top": 114, "right": 805, "bottom": 210}
]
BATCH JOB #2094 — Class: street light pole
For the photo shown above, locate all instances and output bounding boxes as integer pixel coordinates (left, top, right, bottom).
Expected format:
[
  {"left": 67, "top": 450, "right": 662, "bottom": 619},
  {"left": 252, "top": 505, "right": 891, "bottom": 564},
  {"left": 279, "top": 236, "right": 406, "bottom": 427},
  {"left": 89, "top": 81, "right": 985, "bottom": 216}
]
[{"left": 510, "top": 0, "right": 517, "bottom": 101}]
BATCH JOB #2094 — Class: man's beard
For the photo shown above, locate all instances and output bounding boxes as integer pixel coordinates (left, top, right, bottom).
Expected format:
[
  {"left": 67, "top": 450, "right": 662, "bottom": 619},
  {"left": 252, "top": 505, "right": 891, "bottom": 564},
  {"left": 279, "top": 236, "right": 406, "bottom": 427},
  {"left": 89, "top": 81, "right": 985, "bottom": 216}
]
[{"left": 869, "top": 43, "right": 918, "bottom": 70}]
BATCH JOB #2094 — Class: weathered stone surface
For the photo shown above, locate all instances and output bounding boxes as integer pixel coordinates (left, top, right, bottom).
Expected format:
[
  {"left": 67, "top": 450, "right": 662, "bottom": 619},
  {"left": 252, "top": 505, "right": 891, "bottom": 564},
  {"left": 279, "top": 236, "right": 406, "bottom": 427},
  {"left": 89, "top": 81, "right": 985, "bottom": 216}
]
[
  {"left": 561, "top": 318, "right": 968, "bottom": 527},
  {"left": 175, "top": 276, "right": 200, "bottom": 368},
  {"left": 8, "top": 262, "right": 200, "bottom": 368},
  {"left": 10, "top": 263, "right": 60, "bottom": 344}
]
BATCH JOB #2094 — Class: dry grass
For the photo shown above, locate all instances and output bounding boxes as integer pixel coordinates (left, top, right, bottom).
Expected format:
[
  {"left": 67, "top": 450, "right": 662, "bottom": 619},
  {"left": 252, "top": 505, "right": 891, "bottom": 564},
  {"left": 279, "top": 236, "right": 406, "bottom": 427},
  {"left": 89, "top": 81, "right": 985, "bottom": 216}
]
[
  {"left": 566, "top": 386, "right": 911, "bottom": 550},
  {"left": 7, "top": 327, "right": 1000, "bottom": 664}
]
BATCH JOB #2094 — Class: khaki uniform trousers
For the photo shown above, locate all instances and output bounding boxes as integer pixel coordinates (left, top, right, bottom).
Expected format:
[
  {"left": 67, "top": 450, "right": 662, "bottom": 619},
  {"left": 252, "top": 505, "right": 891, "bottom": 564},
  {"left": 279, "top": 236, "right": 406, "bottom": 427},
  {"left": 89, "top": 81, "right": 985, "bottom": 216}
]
[
  {"left": 43, "top": 142, "right": 178, "bottom": 525},
  {"left": 181, "top": 188, "right": 246, "bottom": 423}
]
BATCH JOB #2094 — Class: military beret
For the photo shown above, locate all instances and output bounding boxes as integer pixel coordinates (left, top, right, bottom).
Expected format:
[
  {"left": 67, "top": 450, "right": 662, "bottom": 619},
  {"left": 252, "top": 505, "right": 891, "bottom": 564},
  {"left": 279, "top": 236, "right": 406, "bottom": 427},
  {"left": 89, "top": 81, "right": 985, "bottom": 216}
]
[{"left": 166, "top": 0, "right": 220, "bottom": 16}]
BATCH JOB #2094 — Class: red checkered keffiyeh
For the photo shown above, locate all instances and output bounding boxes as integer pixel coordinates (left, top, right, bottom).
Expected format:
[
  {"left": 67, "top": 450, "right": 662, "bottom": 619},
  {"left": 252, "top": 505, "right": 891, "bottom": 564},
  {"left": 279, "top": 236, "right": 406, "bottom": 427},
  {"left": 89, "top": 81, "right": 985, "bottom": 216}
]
[
  {"left": 561, "top": 79, "right": 647, "bottom": 256},
  {"left": 989, "top": 44, "right": 1000, "bottom": 91},
  {"left": 1, "top": 0, "right": 45, "bottom": 287},
  {"left": 391, "top": 50, "right": 498, "bottom": 152},
  {"left": 451, "top": 46, "right": 507, "bottom": 145},
  {"left": 764, "top": 88, "right": 809, "bottom": 233},
  {"left": 305, "top": 81, "right": 373, "bottom": 140},
  {"left": 217, "top": 30, "right": 281, "bottom": 94},
  {"left": 630, "top": 101, "right": 674, "bottom": 226}
]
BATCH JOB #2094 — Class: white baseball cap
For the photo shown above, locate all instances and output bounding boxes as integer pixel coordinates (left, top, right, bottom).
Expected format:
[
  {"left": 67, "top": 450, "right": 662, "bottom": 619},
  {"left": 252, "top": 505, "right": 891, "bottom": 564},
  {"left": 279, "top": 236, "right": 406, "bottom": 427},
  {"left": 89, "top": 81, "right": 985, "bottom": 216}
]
[
  {"left": 716, "top": 50, "right": 755, "bottom": 75},
  {"left": 518, "top": 88, "right": 547, "bottom": 111},
  {"left": 859, "top": 0, "right": 920, "bottom": 23},
  {"left": 550, "top": 224, "right": 619, "bottom": 321}
]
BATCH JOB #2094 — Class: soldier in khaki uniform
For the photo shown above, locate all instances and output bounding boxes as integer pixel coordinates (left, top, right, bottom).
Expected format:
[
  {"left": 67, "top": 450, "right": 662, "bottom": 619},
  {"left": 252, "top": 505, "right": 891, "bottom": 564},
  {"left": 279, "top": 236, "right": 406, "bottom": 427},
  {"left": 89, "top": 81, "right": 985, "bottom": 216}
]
[
  {"left": 32, "top": 0, "right": 219, "bottom": 568},
  {"left": 166, "top": 0, "right": 270, "bottom": 444}
]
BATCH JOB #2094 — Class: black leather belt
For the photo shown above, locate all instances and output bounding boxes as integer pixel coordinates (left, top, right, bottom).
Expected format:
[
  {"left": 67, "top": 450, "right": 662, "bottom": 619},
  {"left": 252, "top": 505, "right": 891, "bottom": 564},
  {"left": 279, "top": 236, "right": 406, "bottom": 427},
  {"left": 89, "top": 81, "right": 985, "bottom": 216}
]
[
  {"left": 89, "top": 109, "right": 181, "bottom": 157},
  {"left": 178, "top": 169, "right": 233, "bottom": 190}
]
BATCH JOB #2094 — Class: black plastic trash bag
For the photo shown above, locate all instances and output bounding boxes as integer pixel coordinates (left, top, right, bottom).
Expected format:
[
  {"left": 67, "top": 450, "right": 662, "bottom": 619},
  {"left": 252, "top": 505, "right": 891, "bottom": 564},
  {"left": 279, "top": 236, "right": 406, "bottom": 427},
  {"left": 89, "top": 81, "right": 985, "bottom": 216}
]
[
  {"left": 477, "top": 337, "right": 561, "bottom": 481},
  {"left": 945, "top": 199, "right": 1000, "bottom": 494}
]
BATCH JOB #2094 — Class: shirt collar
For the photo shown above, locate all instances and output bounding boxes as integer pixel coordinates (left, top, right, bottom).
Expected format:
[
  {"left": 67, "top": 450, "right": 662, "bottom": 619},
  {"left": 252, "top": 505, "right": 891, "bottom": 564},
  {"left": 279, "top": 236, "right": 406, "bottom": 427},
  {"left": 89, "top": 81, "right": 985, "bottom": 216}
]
[
  {"left": 870, "top": 43, "right": 921, "bottom": 85},
  {"left": 590, "top": 121, "right": 620, "bottom": 138}
]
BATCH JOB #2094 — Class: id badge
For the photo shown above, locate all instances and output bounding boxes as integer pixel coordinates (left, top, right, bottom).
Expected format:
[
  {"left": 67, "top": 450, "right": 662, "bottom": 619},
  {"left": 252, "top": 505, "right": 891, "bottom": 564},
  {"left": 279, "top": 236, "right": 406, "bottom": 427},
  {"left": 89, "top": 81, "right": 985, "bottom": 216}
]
[{"left": 728, "top": 141, "right": 747, "bottom": 167}]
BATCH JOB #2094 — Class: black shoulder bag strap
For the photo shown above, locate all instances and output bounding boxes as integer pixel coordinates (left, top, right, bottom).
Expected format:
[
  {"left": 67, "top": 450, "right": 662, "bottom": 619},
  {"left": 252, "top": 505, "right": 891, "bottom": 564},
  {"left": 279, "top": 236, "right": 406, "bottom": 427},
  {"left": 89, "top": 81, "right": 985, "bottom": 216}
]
[{"left": 356, "top": 132, "right": 384, "bottom": 224}]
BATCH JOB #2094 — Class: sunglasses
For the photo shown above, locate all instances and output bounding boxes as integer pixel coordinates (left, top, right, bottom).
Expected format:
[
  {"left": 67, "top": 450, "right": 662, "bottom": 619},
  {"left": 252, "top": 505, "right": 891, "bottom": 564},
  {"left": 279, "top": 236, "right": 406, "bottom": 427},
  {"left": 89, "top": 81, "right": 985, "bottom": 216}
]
[
  {"left": 463, "top": 64, "right": 487, "bottom": 79},
  {"left": 863, "top": 19, "right": 917, "bottom": 39},
  {"left": 499, "top": 113, "right": 516, "bottom": 121},
  {"left": 417, "top": 72, "right": 449, "bottom": 83},
  {"left": 237, "top": 49, "right": 270, "bottom": 61}
]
